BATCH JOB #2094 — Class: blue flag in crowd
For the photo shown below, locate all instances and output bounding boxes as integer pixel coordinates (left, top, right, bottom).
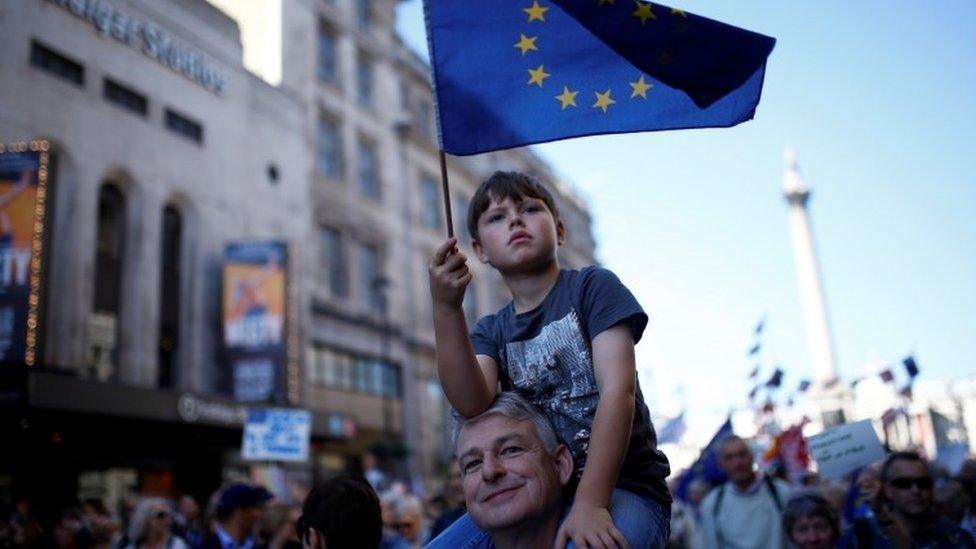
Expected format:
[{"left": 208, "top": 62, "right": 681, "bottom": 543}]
[
  {"left": 657, "top": 411, "right": 686, "bottom": 444},
  {"left": 675, "top": 417, "right": 732, "bottom": 502},
  {"left": 423, "top": 0, "right": 776, "bottom": 155}
]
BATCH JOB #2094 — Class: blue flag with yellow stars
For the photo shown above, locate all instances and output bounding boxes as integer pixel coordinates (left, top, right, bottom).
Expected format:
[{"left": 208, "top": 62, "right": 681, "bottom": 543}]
[{"left": 424, "top": 0, "right": 775, "bottom": 155}]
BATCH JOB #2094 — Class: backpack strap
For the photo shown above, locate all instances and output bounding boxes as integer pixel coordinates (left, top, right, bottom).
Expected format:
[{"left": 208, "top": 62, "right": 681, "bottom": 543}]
[
  {"left": 713, "top": 484, "right": 727, "bottom": 548},
  {"left": 764, "top": 476, "right": 783, "bottom": 511}
]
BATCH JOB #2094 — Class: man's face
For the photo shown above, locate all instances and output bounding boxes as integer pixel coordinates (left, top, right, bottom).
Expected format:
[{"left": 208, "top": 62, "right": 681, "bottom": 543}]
[
  {"left": 883, "top": 460, "right": 933, "bottom": 517},
  {"left": 473, "top": 196, "right": 563, "bottom": 274},
  {"left": 718, "top": 439, "right": 755, "bottom": 484},
  {"left": 456, "top": 415, "right": 572, "bottom": 533},
  {"left": 237, "top": 504, "right": 266, "bottom": 533}
]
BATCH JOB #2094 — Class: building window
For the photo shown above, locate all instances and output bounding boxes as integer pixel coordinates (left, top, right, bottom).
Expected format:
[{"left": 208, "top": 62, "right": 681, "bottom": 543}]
[
  {"left": 356, "top": 51, "right": 374, "bottom": 107},
  {"left": 415, "top": 101, "right": 433, "bottom": 138},
  {"left": 30, "top": 41, "right": 84, "bottom": 86},
  {"left": 316, "top": 23, "right": 338, "bottom": 84},
  {"left": 88, "top": 183, "right": 125, "bottom": 382},
  {"left": 308, "top": 346, "right": 400, "bottom": 397},
  {"left": 357, "top": 139, "right": 380, "bottom": 200},
  {"left": 103, "top": 79, "right": 148, "bottom": 117},
  {"left": 319, "top": 226, "right": 347, "bottom": 297},
  {"left": 420, "top": 175, "right": 442, "bottom": 230},
  {"left": 317, "top": 116, "right": 343, "bottom": 179},
  {"left": 358, "top": 243, "right": 383, "bottom": 312},
  {"left": 158, "top": 205, "right": 182, "bottom": 389},
  {"left": 164, "top": 108, "right": 204, "bottom": 144},
  {"left": 453, "top": 195, "right": 471, "bottom": 247},
  {"left": 356, "top": 0, "right": 371, "bottom": 29}
]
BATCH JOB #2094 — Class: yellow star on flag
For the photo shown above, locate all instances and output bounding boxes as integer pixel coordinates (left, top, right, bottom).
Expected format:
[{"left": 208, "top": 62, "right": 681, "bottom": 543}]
[
  {"left": 629, "top": 75, "right": 653, "bottom": 98},
  {"left": 523, "top": 1, "right": 549, "bottom": 22},
  {"left": 671, "top": 8, "right": 687, "bottom": 17},
  {"left": 632, "top": 2, "right": 655, "bottom": 25},
  {"left": 555, "top": 86, "right": 579, "bottom": 109},
  {"left": 527, "top": 65, "right": 551, "bottom": 87},
  {"left": 514, "top": 34, "right": 539, "bottom": 55},
  {"left": 593, "top": 89, "right": 616, "bottom": 113}
]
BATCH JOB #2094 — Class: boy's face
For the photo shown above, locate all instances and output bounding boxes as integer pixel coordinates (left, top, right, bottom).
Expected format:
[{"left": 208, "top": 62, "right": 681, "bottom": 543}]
[{"left": 472, "top": 195, "right": 564, "bottom": 273}]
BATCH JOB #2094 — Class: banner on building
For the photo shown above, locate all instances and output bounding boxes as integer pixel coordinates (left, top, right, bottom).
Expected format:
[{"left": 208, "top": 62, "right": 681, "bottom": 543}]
[
  {"left": 222, "top": 241, "right": 287, "bottom": 403},
  {"left": 0, "top": 142, "right": 51, "bottom": 366}
]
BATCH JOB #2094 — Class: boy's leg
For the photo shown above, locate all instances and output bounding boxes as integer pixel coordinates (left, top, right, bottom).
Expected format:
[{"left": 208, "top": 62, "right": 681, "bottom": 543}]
[
  {"left": 424, "top": 511, "right": 493, "bottom": 549},
  {"left": 564, "top": 488, "right": 671, "bottom": 549}
]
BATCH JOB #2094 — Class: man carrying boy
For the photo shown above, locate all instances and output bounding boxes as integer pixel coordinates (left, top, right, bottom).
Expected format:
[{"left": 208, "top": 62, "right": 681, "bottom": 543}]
[{"left": 428, "top": 171, "right": 671, "bottom": 548}]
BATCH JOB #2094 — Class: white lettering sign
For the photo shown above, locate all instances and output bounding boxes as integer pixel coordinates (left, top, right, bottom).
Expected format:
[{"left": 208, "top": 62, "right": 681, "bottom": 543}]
[
  {"left": 44, "top": 0, "right": 228, "bottom": 95},
  {"left": 807, "top": 419, "right": 886, "bottom": 479},
  {"left": 242, "top": 409, "right": 311, "bottom": 463}
]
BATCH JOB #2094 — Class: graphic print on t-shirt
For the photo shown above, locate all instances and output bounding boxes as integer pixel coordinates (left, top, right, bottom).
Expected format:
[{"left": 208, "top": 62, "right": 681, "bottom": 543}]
[{"left": 505, "top": 309, "right": 599, "bottom": 468}]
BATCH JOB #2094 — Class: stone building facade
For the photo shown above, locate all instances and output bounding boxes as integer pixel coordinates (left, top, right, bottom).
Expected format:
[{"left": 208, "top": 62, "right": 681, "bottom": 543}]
[{"left": 0, "top": 0, "right": 597, "bottom": 506}]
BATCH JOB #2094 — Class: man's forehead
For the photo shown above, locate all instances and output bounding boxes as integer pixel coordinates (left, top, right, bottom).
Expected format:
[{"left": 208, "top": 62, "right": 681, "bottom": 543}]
[
  {"left": 890, "top": 459, "right": 928, "bottom": 476},
  {"left": 457, "top": 416, "right": 536, "bottom": 453}
]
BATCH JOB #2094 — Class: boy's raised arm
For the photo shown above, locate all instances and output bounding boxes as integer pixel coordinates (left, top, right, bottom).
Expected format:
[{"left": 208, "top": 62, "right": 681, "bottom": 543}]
[{"left": 428, "top": 237, "right": 498, "bottom": 417}]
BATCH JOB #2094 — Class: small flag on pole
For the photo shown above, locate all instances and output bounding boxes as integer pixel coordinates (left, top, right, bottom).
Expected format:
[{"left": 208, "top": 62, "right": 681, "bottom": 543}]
[
  {"left": 903, "top": 356, "right": 919, "bottom": 378},
  {"left": 748, "top": 385, "right": 759, "bottom": 401},
  {"left": 657, "top": 411, "right": 687, "bottom": 444},
  {"left": 797, "top": 379, "right": 811, "bottom": 393},
  {"left": 748, "top": 365, "right": 760, "bottom": 379},
  {"left": 747, "top": 343, "right": 761, "bottom": 356},
  {"left": 879, "top": 368, "right": 894, "bottom": 383},
  {"left": 754, "top": 317, "right": 765, "bottom": 335},
  {"left": 765, "top": 368, "right": 783, "bottom": 388}
]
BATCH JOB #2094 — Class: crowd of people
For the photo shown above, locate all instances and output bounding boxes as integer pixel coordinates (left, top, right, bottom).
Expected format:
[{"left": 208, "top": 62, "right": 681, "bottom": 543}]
[
  {"left": 0, "top": 467, "right": 465, "bottom": 549},
  {"left": 667, "top": 434, "right": 976, "bottom": 548}
]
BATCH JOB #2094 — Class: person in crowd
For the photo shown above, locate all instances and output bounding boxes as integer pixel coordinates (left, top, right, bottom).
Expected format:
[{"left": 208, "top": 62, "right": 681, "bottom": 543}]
[
  {"left": 390, "top": 495, "right": 424, "bottom": 548},
  {"left": 839, "top": 451, "right": 976, "bottom": 548},
  {"left": 781, "top": 492, "right": 839, "bottom": 549},
  {"left": 427, "top": 462, "right": 465, "bottom": 540},
  {"left": 196, "top": 484, "right": 272, "bottom": 549},
  {"left": 256, "top": 503, "right": 300, "bottom": 549},
  {"left": 125, "top": 498, "right": 187, "bottom": 549},
  {"left": 428, "top": 392, "right": 575, "bottom": 549},
  {"left": 5, "top": 498, "right": 45, "bottom": 547},
  {"left": 699, "top": 435, "right": 791, "bottom": 549},
  {"left": 667, "top": 476, "right": 701, "bottom": 549},
  {"left": 933, "top": 479, "right": 970, "bottom": 526},
  {"left": 363, "top": 452, "right": 391, "bottom": 495},
  {"left": 958, "top": 459, "right": 976, "bottom": 536},
  {"left": 173, "top": 496, "right": 204, "bottom": 548},
  {"left": 428, "top": 170, "right": 671, "bottom": 547},
  {"left": 296, "top": 476, "right": 382, "bottom": 549}
]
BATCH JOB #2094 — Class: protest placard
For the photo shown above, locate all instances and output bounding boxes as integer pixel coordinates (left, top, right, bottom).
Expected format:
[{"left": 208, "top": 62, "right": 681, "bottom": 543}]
[
  {"left": 807, "top": 419, "right": 885, "bottom": 479},
  {"left": 242, "top": 408, "right": 311, "bottom": 462}
]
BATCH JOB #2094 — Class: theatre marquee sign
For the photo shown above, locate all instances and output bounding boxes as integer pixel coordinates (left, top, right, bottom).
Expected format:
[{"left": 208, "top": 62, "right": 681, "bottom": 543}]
[{"left": 43, "top": 0, "right": 229, "bottom": 95}]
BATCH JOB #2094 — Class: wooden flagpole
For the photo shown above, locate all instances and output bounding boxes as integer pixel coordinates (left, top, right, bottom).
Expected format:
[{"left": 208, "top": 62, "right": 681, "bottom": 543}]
[{"left": 439, "top": 150, "right": 454, "bottom": 238}]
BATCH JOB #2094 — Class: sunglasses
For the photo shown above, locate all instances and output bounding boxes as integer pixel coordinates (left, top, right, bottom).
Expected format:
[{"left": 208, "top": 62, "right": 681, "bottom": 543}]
[{"left": 888, "top": 476, "right": 933, "bottom": 490}]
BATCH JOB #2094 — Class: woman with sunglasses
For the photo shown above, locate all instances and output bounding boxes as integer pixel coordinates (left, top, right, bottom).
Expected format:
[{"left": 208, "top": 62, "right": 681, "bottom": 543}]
[
  {"left": 125, "top": 498, "right": 188, "bottom": 549},
  {"left": 839, "top": 452, "right": 976, "bottom": 548}
]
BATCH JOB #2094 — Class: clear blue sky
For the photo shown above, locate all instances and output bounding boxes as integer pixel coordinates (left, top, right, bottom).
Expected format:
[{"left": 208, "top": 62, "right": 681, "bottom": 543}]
[{"left": 396, "top": 1, "right": 976, "bottom": 437}]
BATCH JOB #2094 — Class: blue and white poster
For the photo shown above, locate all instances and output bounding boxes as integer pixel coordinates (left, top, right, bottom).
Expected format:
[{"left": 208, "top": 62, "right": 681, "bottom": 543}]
[{"left": 242, "top": 408, "right": 311, "bottom": 462}]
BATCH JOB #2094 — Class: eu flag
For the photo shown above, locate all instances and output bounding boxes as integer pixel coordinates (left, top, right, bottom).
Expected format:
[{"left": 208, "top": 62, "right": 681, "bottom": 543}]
[{"left": 424, "top": 0, "right": 775, "bottom": 155}]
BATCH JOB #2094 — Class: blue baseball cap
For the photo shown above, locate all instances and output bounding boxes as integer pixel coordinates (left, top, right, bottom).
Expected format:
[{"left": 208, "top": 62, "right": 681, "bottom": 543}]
[{"left": 217, "top": 484, "right": 273, "bottom": 512}]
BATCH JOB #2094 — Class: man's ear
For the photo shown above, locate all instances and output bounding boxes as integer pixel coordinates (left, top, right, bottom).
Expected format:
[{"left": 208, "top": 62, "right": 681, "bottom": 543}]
[
  {"left": 308, "top": 528, "right": 326, "bottom": 549},
  {"left": 471, "top": 239, "right": 490, "bottom": 264},
  {"left": 553, "top": 444, "right": 574, "bottom": 486}
]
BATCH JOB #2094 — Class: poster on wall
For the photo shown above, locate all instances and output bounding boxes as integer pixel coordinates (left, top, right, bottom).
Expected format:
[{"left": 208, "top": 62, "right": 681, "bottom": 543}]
[
  {"left": 222, "top": 241, "right": 287, "bottom": 402},
  {"left": 0, "top": 143, "right": 50, "bottom": 365}
]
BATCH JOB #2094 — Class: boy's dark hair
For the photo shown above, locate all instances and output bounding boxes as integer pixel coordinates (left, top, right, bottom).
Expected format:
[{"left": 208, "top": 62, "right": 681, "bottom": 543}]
[
  {"left": 298, "top": 476, "right": 381, "bottom": 549},
  {"left": 467, "top": 171, "right": 560, "bottom": 241}
]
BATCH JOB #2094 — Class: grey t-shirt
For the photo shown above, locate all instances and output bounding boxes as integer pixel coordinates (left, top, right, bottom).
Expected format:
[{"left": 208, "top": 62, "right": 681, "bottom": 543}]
[{"left": 471, "top": 267, "right": 671, "bottom": 505}]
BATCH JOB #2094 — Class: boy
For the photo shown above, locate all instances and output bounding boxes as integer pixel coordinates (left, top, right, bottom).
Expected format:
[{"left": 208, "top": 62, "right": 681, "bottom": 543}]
[{"left": 428, "top": 171, "right": 671, "bottom": 548}]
